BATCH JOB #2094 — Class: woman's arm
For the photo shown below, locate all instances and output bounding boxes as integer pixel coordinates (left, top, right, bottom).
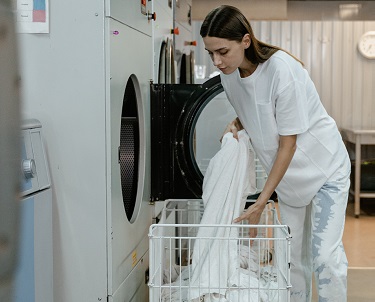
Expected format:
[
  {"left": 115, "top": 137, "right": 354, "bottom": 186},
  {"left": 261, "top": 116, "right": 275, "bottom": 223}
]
[{"left": 234, "top": 134, "right": 297, "bottom": 224}]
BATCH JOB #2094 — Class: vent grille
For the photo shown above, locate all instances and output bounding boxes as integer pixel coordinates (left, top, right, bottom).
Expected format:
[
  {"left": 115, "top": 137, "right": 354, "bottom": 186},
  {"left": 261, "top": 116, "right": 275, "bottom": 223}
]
[{"left": 120, "top": 118, "right": 139, "bottom": 221}]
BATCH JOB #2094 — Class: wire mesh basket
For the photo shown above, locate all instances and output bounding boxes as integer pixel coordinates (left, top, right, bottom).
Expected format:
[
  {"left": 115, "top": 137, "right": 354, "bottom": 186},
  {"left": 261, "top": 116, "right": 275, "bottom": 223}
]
[{"left": 149, "top": 199, "right": 291, "bottom": 302}]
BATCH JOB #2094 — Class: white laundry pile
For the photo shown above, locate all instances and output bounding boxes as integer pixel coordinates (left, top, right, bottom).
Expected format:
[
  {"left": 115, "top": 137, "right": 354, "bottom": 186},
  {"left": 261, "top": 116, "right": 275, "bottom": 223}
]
[
  {"left": 160, "top": 246, "right": 280, "bottom": 302},
  {"left": 159, "top": 131, "right": 283, "bottom": 301},
  {"left": 188, "top": 130, "right": 256, "bottom": 299}
]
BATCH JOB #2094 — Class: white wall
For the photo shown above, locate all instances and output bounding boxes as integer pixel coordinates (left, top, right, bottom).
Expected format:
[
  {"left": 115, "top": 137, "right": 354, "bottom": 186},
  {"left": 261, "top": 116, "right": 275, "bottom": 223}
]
[
  {"left": 192, "top": 1, "right": 375, "bottom": 22},
  {"left": 192, "top": 0, "right": 287, "bottom": 20},
  {"left": 253, "top": 20, "right": 375, "bottom": 130}
]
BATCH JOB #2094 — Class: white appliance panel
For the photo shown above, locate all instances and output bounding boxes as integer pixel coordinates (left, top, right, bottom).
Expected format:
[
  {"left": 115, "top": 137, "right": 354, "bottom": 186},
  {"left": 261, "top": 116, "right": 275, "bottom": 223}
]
[
  {"left": 107, "top": 0, "right": 152, "bottom": 36},
  {"left": 21, "top": 123, "right": 51, "bottom": 196},
  {"left": 15, "top": 122, "right": 52, "bottom": 302},
  {"left": 111, "top": 251, "right": 149, "bottom": 302},
  {"left": 14, "top": 190, "right": 53, "bottom": 302},
  {"left": 108, "top": 18, "right": 153, "bottom": 296}
]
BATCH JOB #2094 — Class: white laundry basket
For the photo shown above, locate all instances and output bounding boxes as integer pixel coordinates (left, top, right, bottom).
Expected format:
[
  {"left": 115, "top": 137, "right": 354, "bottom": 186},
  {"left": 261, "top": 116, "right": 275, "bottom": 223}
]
[{"left": 148, "top": 200, "right": 291, "bottom": 302}]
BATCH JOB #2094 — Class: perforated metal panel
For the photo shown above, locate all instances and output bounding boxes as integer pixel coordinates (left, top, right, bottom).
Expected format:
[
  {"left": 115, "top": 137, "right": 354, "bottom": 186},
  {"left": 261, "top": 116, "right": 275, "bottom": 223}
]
[{"left": 120, "top": 78, "right": 140, "bottom": 221}]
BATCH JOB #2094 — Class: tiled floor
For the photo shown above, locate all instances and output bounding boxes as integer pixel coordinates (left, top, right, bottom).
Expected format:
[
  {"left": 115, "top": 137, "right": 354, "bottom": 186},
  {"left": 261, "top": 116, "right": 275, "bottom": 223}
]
[
  {"left": 312, "top": 199, "right": 375, "bottom": 301},
  {"left": 344, "top": 200, "right": 375, "bottom": 268}
]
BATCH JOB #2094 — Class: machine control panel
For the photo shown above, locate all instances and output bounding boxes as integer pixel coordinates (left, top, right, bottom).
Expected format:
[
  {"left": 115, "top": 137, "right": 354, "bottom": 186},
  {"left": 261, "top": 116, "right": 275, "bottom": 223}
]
[{"left": 21, "top": 119, "right": 51, "bottom": 196}]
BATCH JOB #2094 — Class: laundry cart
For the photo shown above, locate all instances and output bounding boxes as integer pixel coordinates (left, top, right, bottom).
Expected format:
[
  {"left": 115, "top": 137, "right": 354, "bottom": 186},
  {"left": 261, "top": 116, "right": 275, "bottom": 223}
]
[{"left": 149, "top": 200, "right": 291, "bottom": 302}]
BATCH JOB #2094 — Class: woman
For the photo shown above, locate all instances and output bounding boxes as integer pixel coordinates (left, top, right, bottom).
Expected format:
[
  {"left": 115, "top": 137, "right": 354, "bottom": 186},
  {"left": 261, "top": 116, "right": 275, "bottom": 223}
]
[{"left": 200, "top": 5, "right": 351, "bottom": 302}]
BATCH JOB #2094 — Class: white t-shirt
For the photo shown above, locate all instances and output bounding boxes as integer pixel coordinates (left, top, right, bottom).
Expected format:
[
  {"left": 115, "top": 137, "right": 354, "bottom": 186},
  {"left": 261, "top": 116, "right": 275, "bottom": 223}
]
[{"left": 220, "top": 50, "right": 349, "bottom": 206}]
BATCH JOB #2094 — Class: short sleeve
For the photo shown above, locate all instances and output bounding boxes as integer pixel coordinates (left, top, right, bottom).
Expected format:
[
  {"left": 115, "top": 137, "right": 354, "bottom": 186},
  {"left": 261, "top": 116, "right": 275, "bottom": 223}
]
[{"left": 275, "top": 80, "right": 309, "bottom": 136}]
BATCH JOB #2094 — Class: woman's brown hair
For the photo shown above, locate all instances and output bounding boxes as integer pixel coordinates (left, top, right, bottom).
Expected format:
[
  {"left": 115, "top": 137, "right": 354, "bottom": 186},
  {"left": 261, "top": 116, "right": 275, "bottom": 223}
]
[{"left": 200, "top": 5, "right": 303, "bottom": 65}]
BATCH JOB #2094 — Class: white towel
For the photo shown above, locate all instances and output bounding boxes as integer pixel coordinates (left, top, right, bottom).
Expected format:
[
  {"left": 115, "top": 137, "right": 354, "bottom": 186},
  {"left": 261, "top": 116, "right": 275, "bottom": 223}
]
[{"left": 189, "top": 130, "right": 256, "bottom": 300}]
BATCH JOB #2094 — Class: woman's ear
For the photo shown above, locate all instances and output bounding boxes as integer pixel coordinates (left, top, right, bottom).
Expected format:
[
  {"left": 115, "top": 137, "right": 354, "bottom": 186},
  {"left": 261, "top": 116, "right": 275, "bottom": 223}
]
[{"left": 242, "top": 34, "right": 251, "bottom": 49}]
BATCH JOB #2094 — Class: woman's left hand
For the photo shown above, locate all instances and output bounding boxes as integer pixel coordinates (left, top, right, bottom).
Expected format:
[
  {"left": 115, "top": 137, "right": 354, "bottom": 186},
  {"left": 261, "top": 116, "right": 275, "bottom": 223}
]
[{"left": 220, "top": 117, "right": 244, "bottom": 142}]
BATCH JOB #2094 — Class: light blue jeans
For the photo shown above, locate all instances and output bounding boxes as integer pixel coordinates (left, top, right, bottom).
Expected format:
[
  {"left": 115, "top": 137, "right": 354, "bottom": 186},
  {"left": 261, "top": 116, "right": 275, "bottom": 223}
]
[{"left": 279, "top": 159, "right": 351, "bottom": 302}]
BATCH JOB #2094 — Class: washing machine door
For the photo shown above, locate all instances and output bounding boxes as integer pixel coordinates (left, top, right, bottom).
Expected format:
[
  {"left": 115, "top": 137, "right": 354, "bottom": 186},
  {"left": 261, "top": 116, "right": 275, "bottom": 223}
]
[
  {"left": 190, "top": 50, "right": 195, "bottom": 83},
  {"left": 151, "top": 75, "right": 237, "bottom": 200},
  {"left": 179, "top": 50, "right": 195, "bottom": 84},
  {"left": 179, "top": 53, "right": 188, "bottom": 84},
  {"left": 158, "top": 38, "right": 175, "bottom": 84},
  {"left": 158, "top": 40, "right": 167, "bottom": 84}
]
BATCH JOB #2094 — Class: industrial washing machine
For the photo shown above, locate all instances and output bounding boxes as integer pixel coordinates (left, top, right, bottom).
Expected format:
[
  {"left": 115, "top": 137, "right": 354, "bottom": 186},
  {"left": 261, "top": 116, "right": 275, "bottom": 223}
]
[
  {"left": 151, "top": 0, "right": 177, "bottom": 223},
  {"left": 108, "top": 2, "right": 207, "bottom": 297},
  {"left": 173, "top": 0, "right": 196, "bottom": 84},
  {"left": 152, "top": 0, "right": 175, "bottom": 84},
  {"left": 150, "top": 0, "right": 235, "bottom": 201},
  {"left": 106, "top": 1, "right": 154, "bottom": 301},
  {"left": 14, "top": 120, "right": 53, "bottom": 302},
  {"left": 150, "top": 75, "right": 238, "bottom": 201}
]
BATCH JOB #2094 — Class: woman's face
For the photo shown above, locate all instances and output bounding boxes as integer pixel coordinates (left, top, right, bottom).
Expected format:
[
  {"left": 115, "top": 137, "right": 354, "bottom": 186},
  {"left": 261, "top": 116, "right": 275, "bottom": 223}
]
[{"left": 203, "top": 35, "right": 250, "bottom": 75}]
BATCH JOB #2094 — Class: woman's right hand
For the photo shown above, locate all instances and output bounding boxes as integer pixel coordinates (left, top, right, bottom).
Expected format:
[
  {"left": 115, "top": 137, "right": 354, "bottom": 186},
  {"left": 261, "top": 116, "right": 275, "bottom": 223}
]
[
  {"left": 220, "top": 117, "right": 244, "bottom": 142},
  {"left": 233, "top": 201, "right": 267, "bottom": 243}
]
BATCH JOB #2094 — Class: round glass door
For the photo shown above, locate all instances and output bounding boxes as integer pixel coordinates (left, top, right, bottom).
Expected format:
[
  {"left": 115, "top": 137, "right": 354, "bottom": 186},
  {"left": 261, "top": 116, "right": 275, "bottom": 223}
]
[
  {"left": 192, "top": 86, "right": 267, "bottom": 192},
  {"left": 193, "top": 91, "right": 236, "bottom": 175}
]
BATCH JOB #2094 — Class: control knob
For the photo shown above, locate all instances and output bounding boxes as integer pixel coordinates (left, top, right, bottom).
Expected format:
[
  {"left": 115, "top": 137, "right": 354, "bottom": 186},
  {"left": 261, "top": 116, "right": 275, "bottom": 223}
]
[{"left": 22, "top": 159, "right": 36, "bottom": 179}]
